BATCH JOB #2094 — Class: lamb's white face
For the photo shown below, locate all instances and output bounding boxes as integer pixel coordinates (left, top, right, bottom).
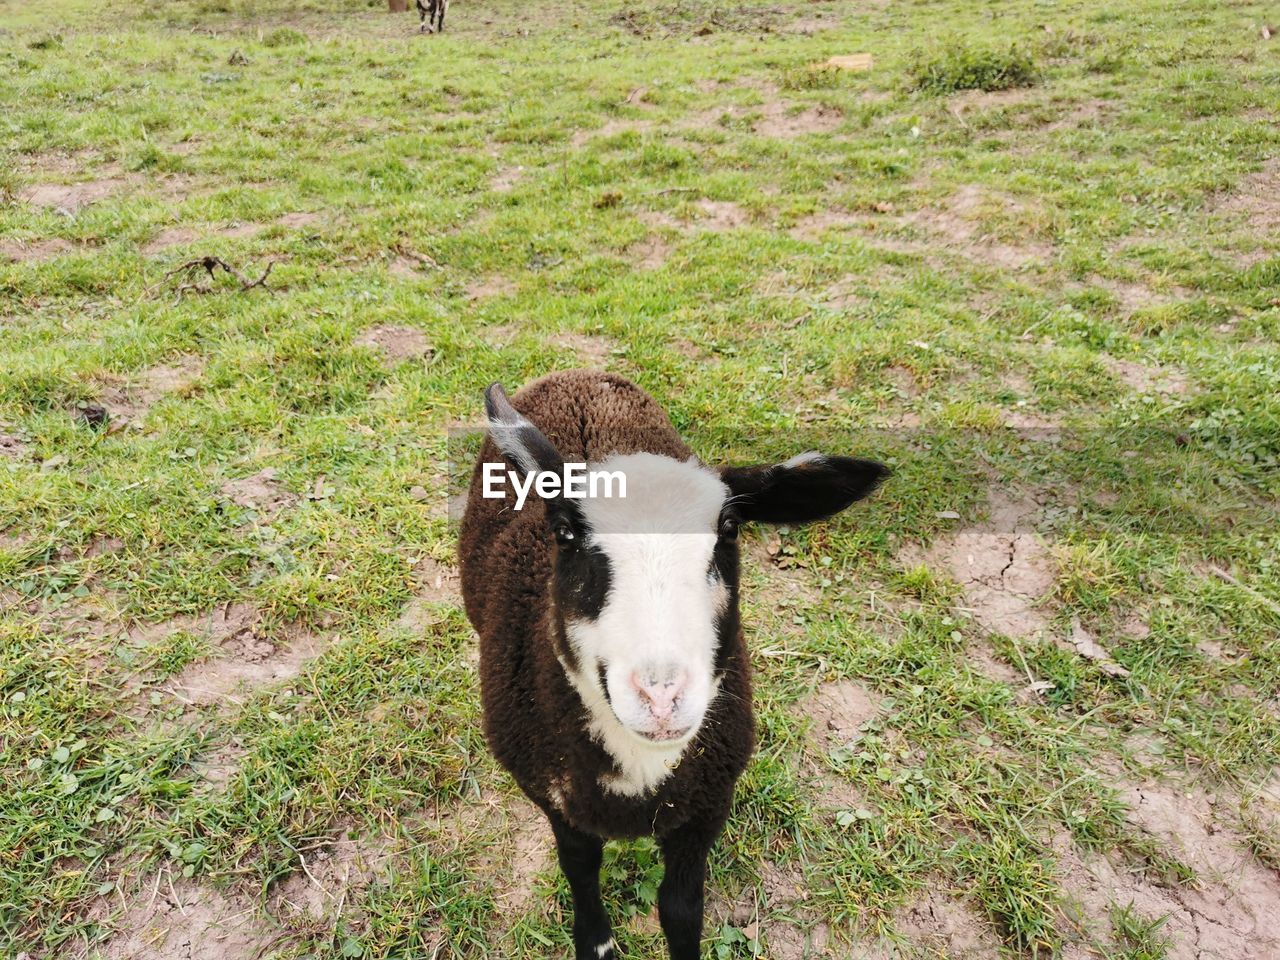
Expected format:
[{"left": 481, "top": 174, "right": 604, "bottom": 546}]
[{"left": 560, "top": 453, "right": 732, "bottom": 750}]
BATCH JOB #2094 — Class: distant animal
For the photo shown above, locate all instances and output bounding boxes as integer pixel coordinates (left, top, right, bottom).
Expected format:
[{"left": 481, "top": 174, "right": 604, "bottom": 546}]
[
  {"left": 459, "top": 370, "right": 888, "bottom": 959},
  {"left": 416, "top": 0, "right": 447, "bottom": 32}
]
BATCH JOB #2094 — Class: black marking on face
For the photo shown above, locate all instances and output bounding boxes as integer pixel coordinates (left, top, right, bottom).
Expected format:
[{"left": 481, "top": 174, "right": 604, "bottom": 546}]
[
  {"left": 551, "top": 612, "right": 579, "bottom": 673},
  {"left": 597, "top": 660, "right": 611, "bottom": 705},
  {"left": 553, "top": 516, "right": 612, "bottom": 624},
  {"left": 710, "top": 527, "right": 742, "bottom": 675}
]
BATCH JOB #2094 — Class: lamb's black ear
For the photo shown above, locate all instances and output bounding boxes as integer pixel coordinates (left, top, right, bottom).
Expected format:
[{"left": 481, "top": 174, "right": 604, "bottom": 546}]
[
  {"left": 484, "top": 382, "right": 564, "bottom": 477},
  {"left": 721, "top": 452, "right": 889, "bottom": 526}
]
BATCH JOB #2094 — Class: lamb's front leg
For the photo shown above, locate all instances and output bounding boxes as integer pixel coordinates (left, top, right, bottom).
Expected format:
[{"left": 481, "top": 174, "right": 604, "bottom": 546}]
[
  {"left": 658, "top": 819, "right": 723, "bottom": 960},
  {"left": 548, "top": 810, "right": 615, "bottom": 960}
]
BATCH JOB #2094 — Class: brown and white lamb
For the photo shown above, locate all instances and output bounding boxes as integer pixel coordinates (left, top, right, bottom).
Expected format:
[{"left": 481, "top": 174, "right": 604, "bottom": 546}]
[{"left": 458, "top": 370, "right": 887, "bottom": 959}]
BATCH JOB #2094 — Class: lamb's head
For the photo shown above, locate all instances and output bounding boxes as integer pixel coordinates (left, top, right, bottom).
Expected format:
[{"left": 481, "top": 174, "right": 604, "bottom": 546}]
[{"left": 483, "top": 383, "right": 888, "bottom": 753}]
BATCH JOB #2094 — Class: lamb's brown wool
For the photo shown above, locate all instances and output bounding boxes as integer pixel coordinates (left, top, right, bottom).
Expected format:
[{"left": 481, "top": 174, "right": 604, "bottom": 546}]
[
  {"left": 459, "top": 371, "right": 755, "bottom": 840},
  {"left": 459, "top": 369, "right": 887, "bottom": 960}
]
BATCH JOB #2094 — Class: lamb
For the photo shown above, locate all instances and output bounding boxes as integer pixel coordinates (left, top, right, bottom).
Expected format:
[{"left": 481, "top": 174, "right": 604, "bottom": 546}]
[
  {"left": 458, "top": 370, "right": 888, "bottom": 959},
  {"left": 416, "top": 0, "right": 446, "bottom": 33}
]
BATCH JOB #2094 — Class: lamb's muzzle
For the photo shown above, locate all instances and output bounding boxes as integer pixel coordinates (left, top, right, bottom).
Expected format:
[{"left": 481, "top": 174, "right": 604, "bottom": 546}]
[{"left": 458, "top": 370, "right": 888, "bottom": 960}]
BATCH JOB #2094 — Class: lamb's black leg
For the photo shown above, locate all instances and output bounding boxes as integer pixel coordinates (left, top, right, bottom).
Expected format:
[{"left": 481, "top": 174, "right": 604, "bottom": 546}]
[
  {"left": 548, "top": 811, "right": 615, "bottom": 960},
  {"left": 435, "top": 0, "right": 446, "bottom": 32},
  {"left": 658, "top": 819, "right": 722, "bottom": 960}
]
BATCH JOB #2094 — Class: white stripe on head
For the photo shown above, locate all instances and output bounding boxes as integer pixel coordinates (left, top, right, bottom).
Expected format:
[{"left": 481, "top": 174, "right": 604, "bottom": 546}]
[
  {"left": 487, "top": 418, "right": 541, "bottom": 474},
  {"left": 484, "top": 382, "right": 565, "bottom": 478}
]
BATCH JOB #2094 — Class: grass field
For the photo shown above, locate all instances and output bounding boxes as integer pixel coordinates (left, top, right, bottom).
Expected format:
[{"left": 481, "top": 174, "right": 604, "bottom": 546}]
[{"left": 2, "top": 0, "right": 1279, "bottom": 957}]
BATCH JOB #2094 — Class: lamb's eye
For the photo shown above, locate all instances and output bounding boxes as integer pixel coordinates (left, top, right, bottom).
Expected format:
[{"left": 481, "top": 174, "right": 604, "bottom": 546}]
[
  {"left": 553, "top": 522, "right": 576, "bottom": 546},
  {"left": 718, "top": 517, "right": 739, "bottom": 541}
]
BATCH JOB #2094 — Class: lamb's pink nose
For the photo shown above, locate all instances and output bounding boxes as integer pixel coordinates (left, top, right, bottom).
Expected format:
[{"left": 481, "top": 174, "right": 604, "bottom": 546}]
[{"left": 631, "top": 669, "right": 688, "bottom": 722}]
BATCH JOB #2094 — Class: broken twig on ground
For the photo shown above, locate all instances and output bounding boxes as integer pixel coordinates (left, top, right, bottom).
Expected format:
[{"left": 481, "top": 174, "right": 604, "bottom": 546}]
[
  {"left": 1209, "top": 565, "right": 1280, "bottom": 616},
  {"left": 150, "top": 256, "right": 277, "bottom": 299}
]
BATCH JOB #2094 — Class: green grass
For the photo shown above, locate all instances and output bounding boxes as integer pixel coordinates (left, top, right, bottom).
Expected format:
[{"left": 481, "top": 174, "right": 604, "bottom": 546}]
[
  {"left": 2, "top": 0, "right": 1279, "bottom": 957},
  {"left": 909, "top": 39, "right": 1040, "bottom": 95}
]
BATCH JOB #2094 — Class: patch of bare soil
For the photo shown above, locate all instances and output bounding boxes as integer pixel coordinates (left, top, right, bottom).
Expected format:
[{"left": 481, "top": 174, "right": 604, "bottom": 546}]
[
  {"left": 355, "top": 324, "right": 433, "bottom": 363},
  {"left": 953, "top": 88, "right": 1038, "bottom": 112},
  {"left": 433, "top": 789, "right": 553, "bottom": 918},
  {"left": 670, "top": 336, "right": 713, "bottom": 362},
  {"left": 479, "top": 323, "right": 519, "bottom": 352},
  {"left": 101, "top": 355, "right": 206, "bottom": 425},
  {"left": 138, "top": 604, "right": 329, "bottom": 712},
  {"left": 21, "top": 177, "right": 128, "bottom": 214},
  {"left": 742, "top": 535, "right": 821, "bottom": 615},
  {"left": 549, "top": 331, "right": 612, "bottom": 366},
  {"left": 904, "top": 185, "right": 1051, "bottom": 268},
  {"left": 168, "top": 627, "right": 329, "bottom": 712},
  {"left": 1001, "top": 409, "right": 1061, "bottom": 431},
  {"left": 755, "top": 103, "right": 843, "bottom": 138},
  {"left": 270, "top": 831, "right": 394, "bottom": 922},
  {"left": 795, "top": 678, "right": 881, "bottom": 825},
  {"left": 394, "top": 557, "right": 463, "bottom": 630},
  {"left": 220, "top": 467, "right": 297, "bottom": 519},
  {"left": 640, "top": 202, "right": 752, "bottom": 233},
  {"left": 387, "top": 254, "right": 426, "bottom": 278},
  {"left": 0, "top": 237, "right": 75, "bottom": 262},
  {"left": 789, "top": 209, "right": 861, "bottom": 241},
  {"left": 0, "top": 433, "right": 29, "bottom": 460},
  {"left": 1064, "top": 618, "right": 1130, "bottom": 678},
  {"left": 751, "top": 862, "right": 836, "bottom": 959},
  {"left": 491, "top": 164, "right": 524, "bottom": 193},
  {"left": 190, "top": 739, "right": 246, "bottom": 795},
  {"left": 1055, "top": 773, "right": 1280, "bottom": 959},
  {"left": 1046, "top": 98, "right": 1114, "bottom": 131},
  {"left": 504, "top": 803, "right": 554, "bottom": 914},
  {"left": 883, "top": 365, "right": 920, "bottom": 399},
  {"left": 786, "top": 15, "right": 837, "bottom": 35},
  {"left": 88, "top": 870, "right": 282, "bottom": 960},
  {"left": 14, "top": 148, "right": 98, "bottom": 176},
  {"left": 571, "top": 117, "right": 654, "bottom": 148},
  {"left": 804, "top": 681, "right": 882, "bottom": 747},
  {"left": 629, "top": 233, "right": 671, "bottom": 269},
  {"left": 466, "top": 275, "right": 518, "bottom": 300},
  {"left": 219, "top": 221, "right": 271, "bottom": 240},
  {"left": 142, "top": 226, "right": 203, "bottom": 255},
  {"left": 637, "top": 209, "right": 682, "bottom": 232},
  {"left": 911, "top": 490, "right": 1055, "bottom": 638},
  {"left": 144, "top": 213, "right": 320, "bottom": 254},
  {"left": 1217, "top": 159, "right": 1280, "bottom": 234},
  {"left": 810, "top": 275, "right": 870, "bottom": 312},
  {"left": 1088, "top": 275, "right": 1191, "bottom": 315},
  {"left": 276, "top": 211, "right": 320, "bottom": 230},
  {"left": 694, "top": 199, "right": 750, "bottom": 231},
  {"left": 1104, "top": 356, "right": 1190, "bottom": 396},
  {"left": 893, "top": 889, "right": 1001, "bottom": 958},
  {"left": 965, "top": 640, "right": 1026, "bottom": 688}
]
